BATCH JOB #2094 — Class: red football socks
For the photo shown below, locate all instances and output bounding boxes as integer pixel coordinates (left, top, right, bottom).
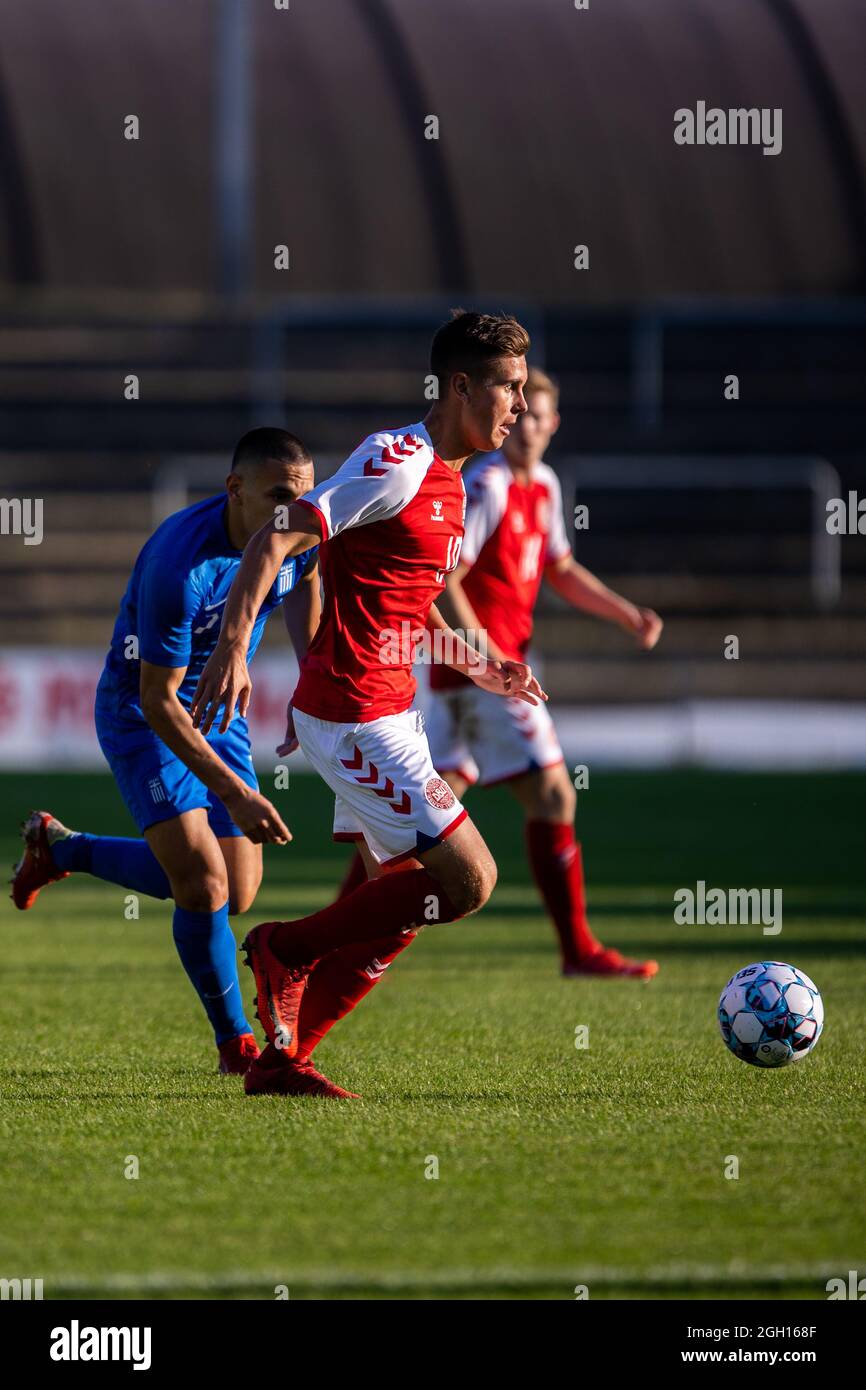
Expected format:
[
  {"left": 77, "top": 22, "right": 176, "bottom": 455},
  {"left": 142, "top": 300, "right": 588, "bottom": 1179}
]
[
  {"left": 524, "top": 820, "right": 601, "bottom": 968},
  {"left": 336, "top": 848, "right": 367, "bottom": 900},
  {"left": 269, "top": 867, "right": 459, "bottom": 965},
  {"left": 294, "top": 930, "right": 416, "bottom": 1061},
  {"left": 276, "top": 851, "right": 419, "bottom": 1060}
]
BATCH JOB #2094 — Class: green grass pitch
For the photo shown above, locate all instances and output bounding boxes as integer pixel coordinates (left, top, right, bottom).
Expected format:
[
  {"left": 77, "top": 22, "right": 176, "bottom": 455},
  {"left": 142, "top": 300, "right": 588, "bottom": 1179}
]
[{"left": 0, "top": 768, "right": 863, "bottom": 1300}]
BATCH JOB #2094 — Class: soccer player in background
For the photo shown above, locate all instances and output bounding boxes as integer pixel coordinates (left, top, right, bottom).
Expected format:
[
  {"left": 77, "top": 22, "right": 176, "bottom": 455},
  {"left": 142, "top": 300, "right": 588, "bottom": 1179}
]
[
  {"left": 11, "top": 429, "right": 319, "bottom": 1073},
  {"left": 191, "top": 311, "right": 545, "bottom": 1100},
  {"left": 427, "top": 367, "right": 663, "bottom": 977}
]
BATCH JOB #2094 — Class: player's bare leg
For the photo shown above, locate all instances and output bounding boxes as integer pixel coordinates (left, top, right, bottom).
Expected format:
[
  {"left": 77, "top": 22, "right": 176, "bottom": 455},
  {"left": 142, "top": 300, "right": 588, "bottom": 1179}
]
[
  {"left": 356, "top": 840, "right": 379, "bottom": 879},
  {"left": 440, "top": 770, "right": 469, "bottom": 802},
  {"left": 507, "top": 761, "right": 658, "bottom": 979},
  {"left": 509, "top": 760, "right": 574, "bottom": 820},
  {"left": 333, "top": 838, "right": 380, "bottom": 894},
  {"left": 145, "top": 809, "right": 231, "bottom": 911},
  {"left": 217, "top": 835, "right": 263, "bottom": 916},
  {"left": 416, "top": 815, "right": 497, "bottom": 919}
]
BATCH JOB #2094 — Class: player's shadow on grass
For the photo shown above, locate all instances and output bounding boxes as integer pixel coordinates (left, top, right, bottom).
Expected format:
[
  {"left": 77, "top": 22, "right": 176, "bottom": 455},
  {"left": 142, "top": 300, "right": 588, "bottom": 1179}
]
[
  {"left": 383, "top": 1090, "right": 523, "bottom": 1104},
  {"left": 426, "top": 938, "right": 652, "bottom": 959},
  {"left": 646, "top": 936, "right": 866, "bottom": 956},
  {"left": 1, "top": 963, "right": 180, "bottom": 976},
  {"left": 428, "top": 935, "right": 866, "bottom": 960},
  {"left": 8, "top": 1070, "right": 234, "bottom": 1100}
]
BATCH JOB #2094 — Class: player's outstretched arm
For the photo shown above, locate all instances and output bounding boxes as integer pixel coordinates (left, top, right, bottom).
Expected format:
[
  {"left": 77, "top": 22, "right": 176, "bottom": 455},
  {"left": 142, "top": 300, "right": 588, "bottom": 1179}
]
[
  {"left": 281, "top": 555, "right": 321, "bottom": 659},
  {"left": 277, "top": 557, "right": 322, "bottom": 755},
  {"left": 435, "top": 562, "right": 510, "bottom": 665},
  {"left": 140, "top": 662, "right": 292, "bottom": 844},
  {"left": 191, "top": 507, "right": 322, "bottom": 734},
  {"left": 465, "top": 658, "right": 548, "bottom": 705},
  {"left": 544, "top": 555, "right": 663, "bottom": 650},
  {"left": 427, "top": 603, "right": 547, "bottom": 706}
]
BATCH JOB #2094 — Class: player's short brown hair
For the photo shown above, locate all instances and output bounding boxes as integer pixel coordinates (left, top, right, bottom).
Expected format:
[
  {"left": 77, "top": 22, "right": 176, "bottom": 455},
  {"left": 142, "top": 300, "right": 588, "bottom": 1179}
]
[
  {"left": 430, "top": 309, "right": 531, "bottom": 392},
  {"left": 525, "top": 366, "right": 560, "bottom": 408}
]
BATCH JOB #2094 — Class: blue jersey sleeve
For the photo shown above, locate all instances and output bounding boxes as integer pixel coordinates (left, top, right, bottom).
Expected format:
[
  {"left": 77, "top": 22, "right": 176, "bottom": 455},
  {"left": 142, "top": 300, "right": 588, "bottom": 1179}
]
[
  {"left": 137, "top": 560, "right": 201, "bottom": 669},
  {"left": 299, "top": 545, "right": 319, "bottom": 579}
]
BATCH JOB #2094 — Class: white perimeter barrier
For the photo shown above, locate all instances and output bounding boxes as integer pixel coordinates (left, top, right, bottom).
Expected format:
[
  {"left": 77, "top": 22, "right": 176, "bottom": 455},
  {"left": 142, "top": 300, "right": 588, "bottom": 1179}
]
[{"left": 0, "top": 649, "right": 865, "bottom": 771}]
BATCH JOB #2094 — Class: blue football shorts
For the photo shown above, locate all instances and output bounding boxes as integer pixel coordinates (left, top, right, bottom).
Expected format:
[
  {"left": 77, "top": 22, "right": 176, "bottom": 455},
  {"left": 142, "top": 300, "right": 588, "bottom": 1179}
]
[{"left": 94, "top": 702, "right": 258, "bottom": 838}]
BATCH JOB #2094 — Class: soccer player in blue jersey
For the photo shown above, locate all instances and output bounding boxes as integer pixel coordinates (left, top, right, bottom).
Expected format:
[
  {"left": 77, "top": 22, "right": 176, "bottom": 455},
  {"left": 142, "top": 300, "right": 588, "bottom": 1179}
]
[{"left": 11, "top": 428, "right": 319, "bottom": 1074}]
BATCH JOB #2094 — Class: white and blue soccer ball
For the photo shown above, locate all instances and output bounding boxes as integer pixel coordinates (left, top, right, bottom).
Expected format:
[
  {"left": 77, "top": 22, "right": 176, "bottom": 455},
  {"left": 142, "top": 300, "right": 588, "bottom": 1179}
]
[{"left": 718, "top": 961, "right": 824, "bottom": 1068}]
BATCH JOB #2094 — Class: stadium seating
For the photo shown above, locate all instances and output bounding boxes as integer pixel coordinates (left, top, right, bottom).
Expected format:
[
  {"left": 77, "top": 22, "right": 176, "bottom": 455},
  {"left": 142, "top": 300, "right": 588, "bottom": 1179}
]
[{"left": 1, "top": 303, "right": 864, "bottom": 702}]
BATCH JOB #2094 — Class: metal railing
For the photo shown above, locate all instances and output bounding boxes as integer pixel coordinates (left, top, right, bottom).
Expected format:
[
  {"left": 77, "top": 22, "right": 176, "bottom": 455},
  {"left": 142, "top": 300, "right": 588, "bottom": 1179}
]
[{"left": 560, "top": 454, "right": 842, "bottom": 609}]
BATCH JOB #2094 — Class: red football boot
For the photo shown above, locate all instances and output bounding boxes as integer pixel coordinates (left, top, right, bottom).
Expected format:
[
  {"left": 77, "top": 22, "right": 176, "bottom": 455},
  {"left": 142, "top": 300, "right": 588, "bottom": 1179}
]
[
  {"left": 11, "top": 810, "right": 71, "bottom": 910},
  {"left": 217, "top": 1031, "right": 260, "bottom": 1075},
  {"left": 563, "top": 947, "right": 659, "bottom": 980},
  {"left": 244, "top": 1053, "right": 360, "bottom": 1100},
  {"left": 241, "top": 922, "right": 312, "bottom": 1057}
]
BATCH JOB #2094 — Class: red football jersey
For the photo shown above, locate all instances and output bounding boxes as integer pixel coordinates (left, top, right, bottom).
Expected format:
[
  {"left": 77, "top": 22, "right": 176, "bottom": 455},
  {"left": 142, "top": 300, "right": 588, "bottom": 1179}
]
[
  {"left": 292, "top": 422, "right": 465, "bottom": 722},
  {"left": 429, "top": 451, "right": 570, "bottom": 691}
]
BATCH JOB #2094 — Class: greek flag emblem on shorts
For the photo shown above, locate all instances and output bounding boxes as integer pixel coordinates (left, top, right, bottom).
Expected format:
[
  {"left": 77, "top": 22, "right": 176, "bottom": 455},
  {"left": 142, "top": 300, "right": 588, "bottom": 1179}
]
[
  {"left": 276, "top": 563, "right": 293, "bottom": 597},
  {"left": 148, "top": 777, "right": 167, "bottom": 804}
]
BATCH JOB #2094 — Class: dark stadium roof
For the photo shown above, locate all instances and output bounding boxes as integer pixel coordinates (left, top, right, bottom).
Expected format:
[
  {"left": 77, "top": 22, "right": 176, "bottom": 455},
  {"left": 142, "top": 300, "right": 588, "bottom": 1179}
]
[{"left": 0, "top": 0, "right": 864, "bottom": 299}]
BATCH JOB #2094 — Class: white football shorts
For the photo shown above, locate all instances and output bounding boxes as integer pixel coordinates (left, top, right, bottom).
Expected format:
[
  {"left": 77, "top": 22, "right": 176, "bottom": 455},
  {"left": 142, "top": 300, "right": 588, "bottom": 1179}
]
[
  {"left": 293, "top": 705, "right": 467, "bottom": 866},
  {"left": 424, "top": 685, "right": 564, "bottom": 787}
]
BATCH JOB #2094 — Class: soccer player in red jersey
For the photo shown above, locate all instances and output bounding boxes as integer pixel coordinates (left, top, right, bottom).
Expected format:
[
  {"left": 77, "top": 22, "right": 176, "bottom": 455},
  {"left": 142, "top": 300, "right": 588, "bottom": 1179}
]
[
  {"left": 191, "top": 311, "right": 545, "bottom": 1099},
  {"left": 425, "top": 366, "right": 663, "bottom": 977}
]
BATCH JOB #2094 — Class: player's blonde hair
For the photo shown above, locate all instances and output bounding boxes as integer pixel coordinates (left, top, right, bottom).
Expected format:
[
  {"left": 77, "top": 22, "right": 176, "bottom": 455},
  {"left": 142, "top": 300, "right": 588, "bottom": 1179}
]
[{"left": 525, "top": 366, "right": 560, "bottom": 408}]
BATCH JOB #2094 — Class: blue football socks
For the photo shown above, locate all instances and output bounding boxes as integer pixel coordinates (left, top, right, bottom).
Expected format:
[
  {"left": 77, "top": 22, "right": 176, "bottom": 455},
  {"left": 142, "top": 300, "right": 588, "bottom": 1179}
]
[
  {"left": 171, "top": 904, "right": 251, "bottom": 1045},
  {"left": 51, "top": 832, "right": 251, "bottom": 1045},
  {"left": 50, "top": 832, "right": 172, "bottom": 899}
]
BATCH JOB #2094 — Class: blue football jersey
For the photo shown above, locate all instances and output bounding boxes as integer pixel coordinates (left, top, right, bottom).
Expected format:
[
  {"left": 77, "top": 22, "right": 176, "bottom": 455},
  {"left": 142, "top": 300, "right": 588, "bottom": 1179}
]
[{"left": 97, "top": 494, "right": 316, "bottom": 742}]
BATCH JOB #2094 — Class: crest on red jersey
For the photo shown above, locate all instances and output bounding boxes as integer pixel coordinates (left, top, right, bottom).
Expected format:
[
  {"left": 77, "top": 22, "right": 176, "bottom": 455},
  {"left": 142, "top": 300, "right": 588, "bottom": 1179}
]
[{"left": 424, "top": 776, "right": 455, "bottom": 810}]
